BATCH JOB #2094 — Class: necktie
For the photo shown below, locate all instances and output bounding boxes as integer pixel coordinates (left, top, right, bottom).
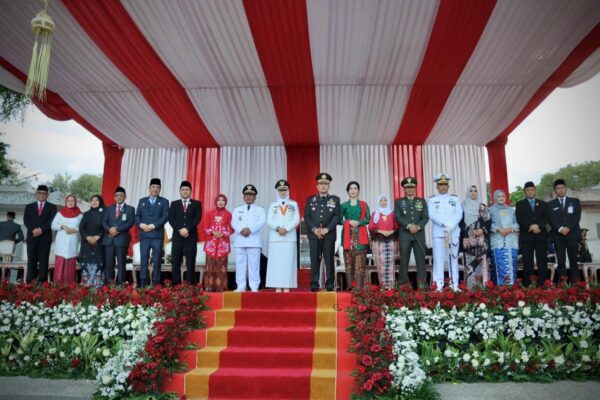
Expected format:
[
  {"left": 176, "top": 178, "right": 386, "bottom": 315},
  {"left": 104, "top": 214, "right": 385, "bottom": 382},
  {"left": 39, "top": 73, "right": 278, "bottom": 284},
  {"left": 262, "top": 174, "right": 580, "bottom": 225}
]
[
  {"left": 37, "top": 202, "right": 43, "bottom": 215},
  {"left": 560, "top": 198, "right": 564, "bottom": 210},
  {"left": 150, "top": 198, "right": 155, "bottom": 205},
  {"left": 116, "top": 204, "right": 122, "bottom": 218},
  {"left": 247, "top": 205, "right": 251, "bottom": 211},
  {"left": 529, "top": 199, "right": 535, "bottom": 210},
  {"left": 183, "top": 200, "right": 188, "bottom": 212}
]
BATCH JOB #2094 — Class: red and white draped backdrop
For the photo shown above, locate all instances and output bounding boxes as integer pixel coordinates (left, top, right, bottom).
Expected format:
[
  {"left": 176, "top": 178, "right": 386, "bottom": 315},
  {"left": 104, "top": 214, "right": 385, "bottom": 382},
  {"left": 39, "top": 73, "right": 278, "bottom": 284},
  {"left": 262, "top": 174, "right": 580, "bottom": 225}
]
[{"left": 1, "top": 0, "right": 600, "bottom": 222}]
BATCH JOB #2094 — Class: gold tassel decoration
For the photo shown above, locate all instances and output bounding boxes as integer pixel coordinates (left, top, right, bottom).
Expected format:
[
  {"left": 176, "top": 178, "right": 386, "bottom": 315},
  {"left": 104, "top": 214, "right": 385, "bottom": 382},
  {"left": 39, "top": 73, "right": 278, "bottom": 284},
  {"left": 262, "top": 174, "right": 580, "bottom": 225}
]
[{"left": 25, "top": 0, "right": 55, "bottom": 102}]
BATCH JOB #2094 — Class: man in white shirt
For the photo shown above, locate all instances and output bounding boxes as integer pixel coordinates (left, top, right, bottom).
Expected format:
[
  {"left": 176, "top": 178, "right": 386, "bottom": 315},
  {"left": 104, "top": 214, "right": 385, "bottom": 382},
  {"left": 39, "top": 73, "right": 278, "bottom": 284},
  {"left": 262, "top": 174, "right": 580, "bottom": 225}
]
[
  {"left": 231, "top": 184, "right": 266, "bottom": 292},
  {"left": 428, "top": 174, "right": 463, "bottom": 291}
]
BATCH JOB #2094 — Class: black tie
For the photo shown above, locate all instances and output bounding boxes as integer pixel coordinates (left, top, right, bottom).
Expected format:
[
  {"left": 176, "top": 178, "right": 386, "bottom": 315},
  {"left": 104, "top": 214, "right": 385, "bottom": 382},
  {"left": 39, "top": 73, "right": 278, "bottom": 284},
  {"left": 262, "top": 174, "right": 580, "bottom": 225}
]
[
  {"left": 560, "top": 198, "right": 564, "bottom": 210},
  {"left": 247, "top": 205, "right": 250, "bottom": 211}
]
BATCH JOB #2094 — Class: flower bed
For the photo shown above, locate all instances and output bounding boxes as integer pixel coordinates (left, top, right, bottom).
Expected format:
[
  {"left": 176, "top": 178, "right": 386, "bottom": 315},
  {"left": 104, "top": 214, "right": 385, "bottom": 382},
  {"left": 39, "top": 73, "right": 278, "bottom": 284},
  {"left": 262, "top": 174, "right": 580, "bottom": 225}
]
[
  {"left": 0, "top": 282, "right": 207, "bottom": 398},
  {"left": 348, "top": 282, "right": 600, "bottom": 399}
]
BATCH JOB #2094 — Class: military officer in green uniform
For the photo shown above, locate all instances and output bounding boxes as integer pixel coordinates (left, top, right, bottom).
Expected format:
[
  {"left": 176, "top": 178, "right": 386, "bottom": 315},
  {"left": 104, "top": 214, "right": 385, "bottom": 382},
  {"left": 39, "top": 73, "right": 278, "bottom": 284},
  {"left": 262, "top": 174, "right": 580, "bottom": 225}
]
[
  {"left": 394, "top": 177, "right": 429, "bottom": 287},
  {"left": 304, "top": 173, "right": 341, "bottom": 292}
]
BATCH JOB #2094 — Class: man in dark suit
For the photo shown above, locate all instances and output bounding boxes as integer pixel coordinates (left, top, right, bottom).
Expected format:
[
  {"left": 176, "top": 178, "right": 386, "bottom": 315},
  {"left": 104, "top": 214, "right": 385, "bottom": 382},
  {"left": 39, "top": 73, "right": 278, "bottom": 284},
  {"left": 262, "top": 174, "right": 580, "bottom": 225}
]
[
  {"left": 23, "top": 185, "right": 57, "bottom": 283},
  {"left": 168, "top": 180, "right": 201, "bottom": 285},
  {"left": 515, "top": 181, "right": 549, "bottom": 286},
  {"left": 548, "top": 179, "right": 581, "bottom": 283},
  {"left": 304, "top": 173, "right": 341, "bottom": 292},
  {"left": 102, "top": 186, "right": 135, "bottom": 284},
  {"left": 135, "top": 178, "right": 170, "bottom": 287},
  {"left": 394, "top": 177, "right": 429, "bottom": 288}
]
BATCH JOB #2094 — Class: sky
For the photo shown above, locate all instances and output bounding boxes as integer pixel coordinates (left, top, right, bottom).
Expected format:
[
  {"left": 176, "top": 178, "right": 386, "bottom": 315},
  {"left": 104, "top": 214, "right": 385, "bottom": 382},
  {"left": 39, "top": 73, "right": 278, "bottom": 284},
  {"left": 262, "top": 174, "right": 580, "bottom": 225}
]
[{"left": 1, "top": 73, "right": 599, "bottom": 191}]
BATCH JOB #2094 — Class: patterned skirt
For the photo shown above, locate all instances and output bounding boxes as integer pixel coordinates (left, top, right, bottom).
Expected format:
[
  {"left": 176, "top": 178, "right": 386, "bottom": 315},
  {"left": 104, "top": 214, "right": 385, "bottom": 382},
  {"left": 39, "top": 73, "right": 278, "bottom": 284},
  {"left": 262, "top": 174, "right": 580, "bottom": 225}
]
[
  {"left": 491, "top": 247, "right": 518, "bottom": 285},
  {"left": 204, "top": 255, "right": 228, "bottom": 292},
  {"left": 371, "top": 240, "right": 396, "bottom": 289}
]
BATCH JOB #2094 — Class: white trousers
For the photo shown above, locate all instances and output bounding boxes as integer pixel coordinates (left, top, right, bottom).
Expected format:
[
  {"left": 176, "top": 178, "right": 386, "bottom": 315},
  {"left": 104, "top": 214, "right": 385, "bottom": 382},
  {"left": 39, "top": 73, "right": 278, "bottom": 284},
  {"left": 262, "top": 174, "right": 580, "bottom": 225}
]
[
  {"left": 432, "top": 237, "right": 459, "bottom": 290},
  {"left": 235, "top": 247, "right": 261, "bottom": 291}
]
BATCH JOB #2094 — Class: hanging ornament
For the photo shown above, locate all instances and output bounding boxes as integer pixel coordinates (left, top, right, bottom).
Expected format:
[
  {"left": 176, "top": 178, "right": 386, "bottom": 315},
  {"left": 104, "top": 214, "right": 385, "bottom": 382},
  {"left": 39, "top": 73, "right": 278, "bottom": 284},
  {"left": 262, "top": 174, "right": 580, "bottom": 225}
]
[{"left": 25, "top": 0, "right": 55, "bottom": 102}]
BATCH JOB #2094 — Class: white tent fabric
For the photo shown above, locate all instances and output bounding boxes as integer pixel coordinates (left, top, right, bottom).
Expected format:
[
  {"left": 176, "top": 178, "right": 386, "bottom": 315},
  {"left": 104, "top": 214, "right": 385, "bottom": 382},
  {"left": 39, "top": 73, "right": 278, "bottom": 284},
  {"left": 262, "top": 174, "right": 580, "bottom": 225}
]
[
  {"left": 0, "top": 65, "right": 24, "bottom": 93},
  {"left": 120, "top": 148, "right": 188, "bottom": 208},
  {"left": 122, "top": 0, "right": 283, "bottom": 146},
  {"left": 307, "top": 0, "right": 439, "bottom": 144},
  {"left": 320, "top": 145, "right": 392, "bottom": 211},
  {"left": 426, "top": 0, "right": 600, "bottom": 145},
  {"left": 220, "top": 146, "right": 287, "bottom": 254},
  {"left": 560, "top": 48, "right": 600, "bottom": 88}
]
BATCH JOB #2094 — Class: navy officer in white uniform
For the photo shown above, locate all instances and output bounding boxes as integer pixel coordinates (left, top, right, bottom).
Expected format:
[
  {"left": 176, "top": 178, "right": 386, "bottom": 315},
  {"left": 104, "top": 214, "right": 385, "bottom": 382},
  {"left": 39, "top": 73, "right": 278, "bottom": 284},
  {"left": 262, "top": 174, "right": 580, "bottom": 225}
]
[
  {"left": 428, "top": 173, "right": 463, "bottom": 291},
  {"left": 231, "top": 184, "right": 266, "bottom": 292}
]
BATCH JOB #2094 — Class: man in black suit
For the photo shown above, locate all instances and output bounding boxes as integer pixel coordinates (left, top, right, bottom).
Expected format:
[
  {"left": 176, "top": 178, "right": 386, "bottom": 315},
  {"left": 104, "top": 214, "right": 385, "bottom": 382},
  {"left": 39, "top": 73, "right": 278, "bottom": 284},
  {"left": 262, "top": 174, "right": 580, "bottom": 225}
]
[
  {"left": 515, "top": 181, "right": 549, "bottom": 286},
  {"left": 168, "top": 180, "right": 202, "bottom": 285},
  {"left": 23, "top": 185, "right": 57, "bottom": 283},
  {"left": 548, "top": 179, "right": 581, "bottom": 283},
  {"left": 135, "top": 178, "right": 170, "bottom": 287},
  {"left": 102, "top": 186, "right": 135, "bottom": 284},
  {"left": 304, "top": 173, "right": 341, "bottom": 292}
]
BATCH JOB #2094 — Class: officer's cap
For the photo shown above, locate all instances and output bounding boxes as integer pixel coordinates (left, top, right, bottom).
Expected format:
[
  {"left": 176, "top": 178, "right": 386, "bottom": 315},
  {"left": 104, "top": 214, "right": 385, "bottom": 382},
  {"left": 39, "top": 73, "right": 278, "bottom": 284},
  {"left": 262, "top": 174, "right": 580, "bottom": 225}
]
[
  {"left": 316, "top": 173, "right": 332, "bottom": 183},
  {"left": 434, "top": 173, "right": 451, "bottom": 185},
  {"left": 275, "top": 179, "right": 289, "bottom": 191},
  {"left": 243, "top": 184, "right": 257, "bottom": 195},
  {"left": 402, "top": 177, "right": 417, "bottom": 188}
]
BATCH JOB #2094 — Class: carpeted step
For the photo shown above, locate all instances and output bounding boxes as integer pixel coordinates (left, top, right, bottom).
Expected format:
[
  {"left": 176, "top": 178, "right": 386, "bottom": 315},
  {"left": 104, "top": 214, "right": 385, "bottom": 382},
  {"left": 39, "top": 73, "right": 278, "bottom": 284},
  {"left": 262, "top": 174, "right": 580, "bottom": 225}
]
[
  {"left": 208, "top": 367, "right": 314, "bottom": 398},
  {"left": 240, "top": 292, "right": 318, "bottom": 309},
  {"left": 197, "top": 346, "right": 336, "bottom": 369},
  {"left": 219, "top": 308, "right": 318, "bottom": 327}
]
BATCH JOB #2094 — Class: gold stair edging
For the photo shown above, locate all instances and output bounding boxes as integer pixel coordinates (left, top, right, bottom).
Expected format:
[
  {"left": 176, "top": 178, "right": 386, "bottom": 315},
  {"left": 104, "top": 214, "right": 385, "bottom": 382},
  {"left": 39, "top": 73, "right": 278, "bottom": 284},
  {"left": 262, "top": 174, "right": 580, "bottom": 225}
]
[
  {"left": 311, "top": 292, "right": 337, "bottom": 399},
  {"left": 184, "top": 292, "right": 241, "bottom": 399}
]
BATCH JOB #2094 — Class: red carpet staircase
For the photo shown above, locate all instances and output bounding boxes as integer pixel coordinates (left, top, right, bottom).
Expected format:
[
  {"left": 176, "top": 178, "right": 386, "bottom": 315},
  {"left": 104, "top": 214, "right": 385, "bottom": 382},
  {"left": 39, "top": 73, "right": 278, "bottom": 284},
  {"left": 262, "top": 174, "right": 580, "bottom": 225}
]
[{"left": 185, "top": 292, "right": 338, "bottom": 399}]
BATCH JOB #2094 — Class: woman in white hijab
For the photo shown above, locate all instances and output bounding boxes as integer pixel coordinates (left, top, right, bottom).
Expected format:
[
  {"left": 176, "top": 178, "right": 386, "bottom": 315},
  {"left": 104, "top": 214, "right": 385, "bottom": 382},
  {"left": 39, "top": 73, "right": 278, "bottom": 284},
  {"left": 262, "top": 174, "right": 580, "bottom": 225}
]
[
  {"left": 461, "top": 185, "right": 491, "bottom": 288},
  {"left": 368, "top": 194, "right": 399, "bottom": 289},
  {"left": 265, "top": 179, "right": 300, "bottom": 292}
]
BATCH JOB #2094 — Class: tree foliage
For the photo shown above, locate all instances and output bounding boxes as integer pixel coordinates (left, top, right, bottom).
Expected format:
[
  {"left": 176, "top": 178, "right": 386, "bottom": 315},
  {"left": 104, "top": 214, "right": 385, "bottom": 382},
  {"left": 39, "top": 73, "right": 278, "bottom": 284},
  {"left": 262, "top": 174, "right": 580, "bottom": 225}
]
[
  {"left": 50, "top": 173, "right": 102, "bottom": 201},
  {"left": 509, "top": 160, "right": 600, "bottom": 201},
  {"left": 0, "top": 132, "right": 25, "bottom": 184},
  {"left": 0, "top": 85, "right": 30, "bottom": 124}
]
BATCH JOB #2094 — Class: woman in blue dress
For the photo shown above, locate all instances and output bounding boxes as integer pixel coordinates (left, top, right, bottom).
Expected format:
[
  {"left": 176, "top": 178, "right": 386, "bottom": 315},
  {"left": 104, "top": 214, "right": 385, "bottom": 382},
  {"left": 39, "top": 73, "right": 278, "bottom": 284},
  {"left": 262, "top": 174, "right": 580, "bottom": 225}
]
[{"left": 489, "top": 190, "right": 520, "bottom": 285}]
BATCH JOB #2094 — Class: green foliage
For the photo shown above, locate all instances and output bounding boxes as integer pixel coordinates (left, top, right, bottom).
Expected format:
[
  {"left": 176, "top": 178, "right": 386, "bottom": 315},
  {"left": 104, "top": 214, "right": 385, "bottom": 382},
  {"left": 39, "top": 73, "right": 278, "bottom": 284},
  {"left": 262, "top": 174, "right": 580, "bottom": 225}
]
[
  {"left": 537, "top": 161, "right": 600, "bottom": 198},
  {"left": 50, "top": 173, "right": 102, "bottom": 201},
  {"left": 0, "top": 85, "right": 30, "bottom": 124},
  {"left": 509, "top": 160, "right": 600, "bottom": 202},
  {"left": 0, "top": 132, "right": 25, "bottom": 184}
]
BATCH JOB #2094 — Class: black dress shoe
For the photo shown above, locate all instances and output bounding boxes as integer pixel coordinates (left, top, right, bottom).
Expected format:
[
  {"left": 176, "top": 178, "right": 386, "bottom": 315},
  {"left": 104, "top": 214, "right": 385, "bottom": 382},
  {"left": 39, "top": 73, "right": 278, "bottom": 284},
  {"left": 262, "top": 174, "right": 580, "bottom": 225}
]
[
  {"left": 326, "top": 286, "right": 335, "bottom": 292},
  {"left": 311, "top": 287, "right": 318, "bottom": 292}
]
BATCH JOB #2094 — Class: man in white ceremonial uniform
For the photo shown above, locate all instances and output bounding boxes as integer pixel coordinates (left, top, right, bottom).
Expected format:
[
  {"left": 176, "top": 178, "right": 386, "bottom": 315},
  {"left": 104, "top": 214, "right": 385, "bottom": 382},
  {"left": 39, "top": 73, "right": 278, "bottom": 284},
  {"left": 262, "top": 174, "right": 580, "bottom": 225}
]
[
  {"left": 231, "top": 184, "right": 266, "bottom": 292},
  {"left": 265, "top": 179, "right": 301, "bottom": 292},
  {"left": 428, "top": 173, "right": 463, "bottom": 291}
]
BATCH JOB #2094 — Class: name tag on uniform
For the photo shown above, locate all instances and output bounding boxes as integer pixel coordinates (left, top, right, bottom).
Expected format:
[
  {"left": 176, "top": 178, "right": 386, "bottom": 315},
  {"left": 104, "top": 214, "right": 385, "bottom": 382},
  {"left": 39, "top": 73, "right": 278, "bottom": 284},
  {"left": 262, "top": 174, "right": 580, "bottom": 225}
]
[{"left": 567, "top": 205, "right": 574, "bottom": 214}]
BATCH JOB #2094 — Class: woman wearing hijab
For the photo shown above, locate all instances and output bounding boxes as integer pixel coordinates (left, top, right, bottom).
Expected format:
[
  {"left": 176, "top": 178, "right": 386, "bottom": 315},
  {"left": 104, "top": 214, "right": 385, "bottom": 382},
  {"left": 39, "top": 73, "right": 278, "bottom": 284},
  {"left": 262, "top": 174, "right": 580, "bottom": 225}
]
[
  {"left": 79, "top": 194, "right": 105, "bottom": 287},
  {"left": 341, "top": 181, "right": 370, "bottom": 289},
  {"left": 489, "top": 189, "right": 520, "bottom": 285},
  {"left": 266, "top": 179, "right": 300, "bottom": 292},
  {"left": 51, "top": 194, "right": 83, "bottom": 284},
  {"left": 368, "top": 194, "right": 399, "bottom": 289},
  {"left": 203, "top": 194, "right": 234, "bottom": 291},
  {"left": 461, "top": 185, "right": 491, "bottom": 288}
]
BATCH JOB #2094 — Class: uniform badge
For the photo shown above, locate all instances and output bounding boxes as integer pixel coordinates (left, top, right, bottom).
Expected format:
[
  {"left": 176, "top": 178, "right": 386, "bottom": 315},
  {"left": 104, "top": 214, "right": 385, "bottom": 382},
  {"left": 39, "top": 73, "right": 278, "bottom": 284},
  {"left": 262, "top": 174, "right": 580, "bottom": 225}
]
[
  {"left": 449, "top": 200, "right": 456, "bottom": 207},
  {"left": 415, "top": 201, "right": 423, "bottom": 211},
  {"left": 327, "top": 199, "right": 336, "bottom": 207}
]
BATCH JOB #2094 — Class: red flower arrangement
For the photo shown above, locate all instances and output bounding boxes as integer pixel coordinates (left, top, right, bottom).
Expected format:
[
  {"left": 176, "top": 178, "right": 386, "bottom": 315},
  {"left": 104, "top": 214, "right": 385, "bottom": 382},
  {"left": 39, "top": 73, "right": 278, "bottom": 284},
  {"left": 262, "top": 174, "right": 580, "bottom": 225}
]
[
  {"left": 0, "top": 281, "right": 208, "bottom": 396},
  {"left": 347, "top": 281, "right": 600, "bottom": 398}
]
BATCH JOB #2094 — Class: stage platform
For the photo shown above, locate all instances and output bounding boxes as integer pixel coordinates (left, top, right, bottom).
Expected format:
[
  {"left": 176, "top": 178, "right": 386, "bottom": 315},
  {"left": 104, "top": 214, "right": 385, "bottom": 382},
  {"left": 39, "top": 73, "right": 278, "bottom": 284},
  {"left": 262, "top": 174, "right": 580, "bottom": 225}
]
[{"left": 161, "top": 291, "right": 355, "bottom": 399}]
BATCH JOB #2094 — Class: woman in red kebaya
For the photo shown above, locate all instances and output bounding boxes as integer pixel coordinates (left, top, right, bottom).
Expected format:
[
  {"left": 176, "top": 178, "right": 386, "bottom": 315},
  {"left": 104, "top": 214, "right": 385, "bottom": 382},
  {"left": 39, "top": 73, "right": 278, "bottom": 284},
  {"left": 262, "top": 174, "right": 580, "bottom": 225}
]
[{"left": 203, "top": 194, "right": 234, "bottom": 291}]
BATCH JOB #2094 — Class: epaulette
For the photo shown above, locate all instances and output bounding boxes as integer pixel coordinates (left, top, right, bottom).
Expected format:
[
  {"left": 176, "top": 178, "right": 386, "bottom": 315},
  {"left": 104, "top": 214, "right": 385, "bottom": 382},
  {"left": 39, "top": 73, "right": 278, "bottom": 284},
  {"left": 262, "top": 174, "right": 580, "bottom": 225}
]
[
  {"left": 429, "top": 195, "right": 436, "bottom": 198},
  {"left": 451, "top": 194, "right": 458, "bottom": 197}
]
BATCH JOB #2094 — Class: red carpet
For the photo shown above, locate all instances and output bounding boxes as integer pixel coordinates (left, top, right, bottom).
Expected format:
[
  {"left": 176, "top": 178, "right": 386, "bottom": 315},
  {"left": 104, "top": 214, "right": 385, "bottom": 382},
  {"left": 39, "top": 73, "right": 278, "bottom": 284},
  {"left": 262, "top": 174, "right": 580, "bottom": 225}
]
[{"left": 185, "top": 291, "right": 337, "bottom": 399}]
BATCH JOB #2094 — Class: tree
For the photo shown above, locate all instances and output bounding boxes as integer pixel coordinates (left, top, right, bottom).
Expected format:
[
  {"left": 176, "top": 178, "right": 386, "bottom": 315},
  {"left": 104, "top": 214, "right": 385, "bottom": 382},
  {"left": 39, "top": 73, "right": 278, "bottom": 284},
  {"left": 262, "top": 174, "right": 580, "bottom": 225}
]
[
  {"left": 50, "top": 173, "right": 72, "bottom": 194},
  {"left": 0, "top": 85, "right": 30, "bottom": 124},
  {"left": 509, "top": 160, "right": 600, "bottom": 202},
  {"left": 50, "top": 172, "right": 102, "bottom": 201},
  {"left": 70, "top": 174, "right": 102, "bottom": 201},
  {"left": 0, "top": 132, "right": 25, "bottom": 184}
]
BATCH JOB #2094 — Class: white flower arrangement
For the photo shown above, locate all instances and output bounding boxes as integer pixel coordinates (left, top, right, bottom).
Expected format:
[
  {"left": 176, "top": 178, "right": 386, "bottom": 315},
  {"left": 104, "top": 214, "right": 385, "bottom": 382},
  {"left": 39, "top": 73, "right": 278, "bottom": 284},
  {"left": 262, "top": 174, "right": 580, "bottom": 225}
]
[
  {"left": 386, "top": 302, "right": 600, "bottom": 394},
  {"left": 0, "top": 300, "right": 159, "bottom": 398}
]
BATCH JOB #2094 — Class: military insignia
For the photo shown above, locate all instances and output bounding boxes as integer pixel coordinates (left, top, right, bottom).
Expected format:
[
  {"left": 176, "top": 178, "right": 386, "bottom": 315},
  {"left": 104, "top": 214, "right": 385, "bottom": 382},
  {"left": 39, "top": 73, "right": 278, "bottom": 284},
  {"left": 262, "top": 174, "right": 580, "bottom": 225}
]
[
  {"left": 327, "top": 199, "right": 336, "bottom": 207},
  {"left": 407, "top": 177, "right": 412, "bottom": 183},
  {"left": 449, "top": 200, "right": 456, "bottom": 207},
  {"left": 415, "top": 201, "right": 423, "bottom": 210},
  {"left": 279, "top": 180, "right": 285, "bottom": 186},
  {"left": 400, "top": 200, "right": 407, "bottom": 206},
  {"left": 246, "top": 185, "right": 252, "bottom": 191},
  {"left": 321, "top": 174, "right": 326, "bottom": 180}
]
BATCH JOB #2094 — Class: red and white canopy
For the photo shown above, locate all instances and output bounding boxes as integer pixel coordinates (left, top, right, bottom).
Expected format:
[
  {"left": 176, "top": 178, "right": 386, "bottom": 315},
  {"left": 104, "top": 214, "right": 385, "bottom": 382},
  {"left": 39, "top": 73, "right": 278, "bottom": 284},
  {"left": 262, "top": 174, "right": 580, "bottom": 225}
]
[{"left": 1, "top": 0, "right": 599, "bottom": 214}]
